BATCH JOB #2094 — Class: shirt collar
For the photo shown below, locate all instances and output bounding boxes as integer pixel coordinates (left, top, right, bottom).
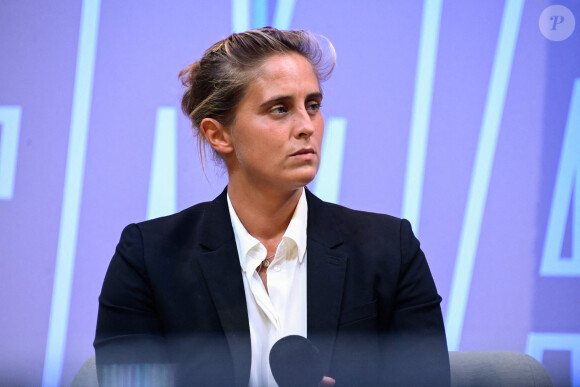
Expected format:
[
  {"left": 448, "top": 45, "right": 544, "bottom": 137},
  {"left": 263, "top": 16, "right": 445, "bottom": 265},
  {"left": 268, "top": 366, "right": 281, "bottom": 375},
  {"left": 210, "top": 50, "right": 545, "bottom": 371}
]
[
  {"left": 284, "top": 189, "right": 307, "bottom": 264},
  {"left": 227, "top": 188, "right": 308, "bottom": 273}
]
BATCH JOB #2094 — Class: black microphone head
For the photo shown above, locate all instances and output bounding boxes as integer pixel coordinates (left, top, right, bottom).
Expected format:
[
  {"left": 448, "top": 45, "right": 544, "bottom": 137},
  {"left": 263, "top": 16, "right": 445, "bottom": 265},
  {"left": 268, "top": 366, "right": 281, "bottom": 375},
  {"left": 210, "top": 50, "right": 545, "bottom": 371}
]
[{"left": 269, "top": 335, "right": 324, "bottom": 387}]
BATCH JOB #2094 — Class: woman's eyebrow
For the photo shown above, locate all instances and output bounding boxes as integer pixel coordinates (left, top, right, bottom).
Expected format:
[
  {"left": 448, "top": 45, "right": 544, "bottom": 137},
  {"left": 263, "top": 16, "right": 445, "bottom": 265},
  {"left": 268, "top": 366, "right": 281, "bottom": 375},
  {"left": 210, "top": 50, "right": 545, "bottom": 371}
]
[
  {"left": 260, "top": 91, "right": 323, "bottom": 108},
  {"left": 306, "top": 92, "right": 323, "bottom": 101},
  {"left": 260, "top": 95, "right": 292, "bottom": 108}
]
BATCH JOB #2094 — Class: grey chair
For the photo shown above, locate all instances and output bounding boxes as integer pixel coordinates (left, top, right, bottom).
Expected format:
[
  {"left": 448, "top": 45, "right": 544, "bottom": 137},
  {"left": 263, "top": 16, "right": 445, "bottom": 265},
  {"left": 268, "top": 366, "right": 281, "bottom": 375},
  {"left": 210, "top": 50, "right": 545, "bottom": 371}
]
[
  {"left": 71, "top": 355, "right": 97, "bottom": 387},
  {"left": 449, "top": 351, "right": 553, "bottom": 386},
  {"left": 73, "top": 351, "right": 553, "bottom": 386}
]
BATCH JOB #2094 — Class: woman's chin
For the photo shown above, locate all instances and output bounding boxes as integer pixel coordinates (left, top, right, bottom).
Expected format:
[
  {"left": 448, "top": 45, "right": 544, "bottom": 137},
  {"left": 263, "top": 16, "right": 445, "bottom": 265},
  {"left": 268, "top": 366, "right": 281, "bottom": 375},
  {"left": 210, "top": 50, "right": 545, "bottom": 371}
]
[
  {"left": 273, "top": 175, "right": 317, "bottom": 192},
  {"left": 294, "top": 173, "right": 318, "bottom": 189}
]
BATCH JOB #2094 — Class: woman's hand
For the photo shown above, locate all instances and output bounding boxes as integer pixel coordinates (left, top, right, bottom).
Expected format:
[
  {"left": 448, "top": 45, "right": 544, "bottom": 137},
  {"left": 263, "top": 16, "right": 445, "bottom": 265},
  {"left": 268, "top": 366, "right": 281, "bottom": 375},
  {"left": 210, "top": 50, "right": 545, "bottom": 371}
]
[{"left": 320, "top": 376, "right": 336, "bottom": 386}]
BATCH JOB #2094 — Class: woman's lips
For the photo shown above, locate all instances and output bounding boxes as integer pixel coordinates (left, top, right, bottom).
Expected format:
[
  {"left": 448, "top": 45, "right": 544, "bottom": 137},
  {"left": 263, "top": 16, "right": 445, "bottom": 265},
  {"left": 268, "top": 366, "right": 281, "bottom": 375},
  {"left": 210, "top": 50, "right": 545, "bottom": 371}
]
[{"left": 290, "top": 148, "right": 316, "bottom": 159}]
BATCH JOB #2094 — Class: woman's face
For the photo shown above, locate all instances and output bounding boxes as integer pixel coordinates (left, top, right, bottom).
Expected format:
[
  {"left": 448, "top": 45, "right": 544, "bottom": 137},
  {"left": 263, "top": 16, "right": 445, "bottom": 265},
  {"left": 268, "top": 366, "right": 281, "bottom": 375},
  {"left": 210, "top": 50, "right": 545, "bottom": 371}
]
[{"left": 226, "top": 52, "right": 324, "bottom": 192}]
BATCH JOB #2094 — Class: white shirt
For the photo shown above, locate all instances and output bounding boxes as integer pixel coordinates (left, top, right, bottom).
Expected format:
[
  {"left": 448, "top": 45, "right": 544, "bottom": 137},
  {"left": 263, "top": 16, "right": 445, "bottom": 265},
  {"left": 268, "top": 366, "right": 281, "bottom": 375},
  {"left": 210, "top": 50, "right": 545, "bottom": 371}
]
[{"left": 227, "top": 189, "right": 308, "bottom": 387}]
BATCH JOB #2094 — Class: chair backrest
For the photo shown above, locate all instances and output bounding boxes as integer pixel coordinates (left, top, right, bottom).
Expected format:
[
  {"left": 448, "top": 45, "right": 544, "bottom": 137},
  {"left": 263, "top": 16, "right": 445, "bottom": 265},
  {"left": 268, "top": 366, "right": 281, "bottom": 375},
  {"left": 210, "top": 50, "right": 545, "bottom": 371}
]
[
  {"left": 74, "top": 351, "right": 554, "bottom": 386},
  {"left": 449, "top": 351, "right": 553, "bottom": 387},
  {"left": 71, "top": 355, "right": 98, "bottom": 387}
]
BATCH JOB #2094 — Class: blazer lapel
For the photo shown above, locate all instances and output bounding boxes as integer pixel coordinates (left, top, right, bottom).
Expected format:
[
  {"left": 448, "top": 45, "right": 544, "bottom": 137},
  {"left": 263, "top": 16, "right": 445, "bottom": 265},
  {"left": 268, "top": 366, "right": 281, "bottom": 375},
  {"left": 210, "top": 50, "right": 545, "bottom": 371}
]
[
  {"left": 193, "top": 188, "right": 348, "bottom": 383},
  {"left": 196, "top": 188, "right": 251, "bottom": 387},
  {"left": 305, "top": 190, "right": 348, "bottom": 374}
]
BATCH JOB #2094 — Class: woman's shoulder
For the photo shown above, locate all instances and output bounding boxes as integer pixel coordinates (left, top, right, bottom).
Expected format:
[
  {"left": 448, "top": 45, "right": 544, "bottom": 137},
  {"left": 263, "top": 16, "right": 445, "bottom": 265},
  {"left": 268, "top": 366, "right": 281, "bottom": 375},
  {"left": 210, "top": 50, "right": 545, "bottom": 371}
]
[
  {"left": 119, "top": 200, "right": 216, "bottom": 249},
  {"left": 122, "top": 189, "right": 231, "bottom": 249},
  {"left": 326, "top": 202, "right": 410, "bottom": 242},
  {"left": 138, "top": 200, "right": 211, "bottom": 228},
  {"left": 324, "top": 200, "right": 400, "bottom": 222},
  {"left": 306, "top": 189, "right": 404, "bottom": 229}
]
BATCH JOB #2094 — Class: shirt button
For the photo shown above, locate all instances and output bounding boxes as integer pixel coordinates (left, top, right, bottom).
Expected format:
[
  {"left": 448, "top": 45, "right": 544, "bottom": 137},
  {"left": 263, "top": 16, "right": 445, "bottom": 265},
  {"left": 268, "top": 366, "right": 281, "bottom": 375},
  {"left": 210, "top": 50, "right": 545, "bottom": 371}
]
[{"left": 274, "top": 266, "right": 281, "bottom": 272}]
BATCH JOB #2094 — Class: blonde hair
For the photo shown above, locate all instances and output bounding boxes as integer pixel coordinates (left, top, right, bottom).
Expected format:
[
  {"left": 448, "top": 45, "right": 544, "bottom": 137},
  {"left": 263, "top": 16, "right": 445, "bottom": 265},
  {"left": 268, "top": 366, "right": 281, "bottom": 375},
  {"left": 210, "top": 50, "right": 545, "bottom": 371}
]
[{"left": 179, "top": 27, "right": 335, "bottom": 166}]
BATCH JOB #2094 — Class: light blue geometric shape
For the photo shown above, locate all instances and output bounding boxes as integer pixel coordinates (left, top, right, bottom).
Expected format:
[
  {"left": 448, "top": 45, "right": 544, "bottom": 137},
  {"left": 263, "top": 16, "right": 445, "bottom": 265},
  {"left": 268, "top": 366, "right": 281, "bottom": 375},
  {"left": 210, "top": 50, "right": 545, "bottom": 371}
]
[
  {"left": 445, "top": 0, "right": 524, "bottom": 352},
  {"left": 526, "top": 332, "right": 580, "bottom": 386},
  {"left": 232, "top": 0, "right": 295, "bottom": 32},
  {"left": 401, "top": 0, "right": 443, "bottom": 235},
  {"left": 0, "top": 106, "right": 22, "bottom": 200},
  {"left": 252, "top": 0, "right": 267, "bottom": 28},
  {"left": 232, "top": 0, "right": 251, "bottom": 32},
  {"left": 540, "top": 78, "right": 580, "bottom": 277},
  {"left": 147, "top": 107, "right": 177, "bottom": 220},
  {"left": 272, "top": 0, "right": 296, "bottom": 30},
  {"left": 42, "top": 0, "right": 101, "bottom": 386},
  {"left": 313, "top": 117, "right": 347, "bottom": 204}
]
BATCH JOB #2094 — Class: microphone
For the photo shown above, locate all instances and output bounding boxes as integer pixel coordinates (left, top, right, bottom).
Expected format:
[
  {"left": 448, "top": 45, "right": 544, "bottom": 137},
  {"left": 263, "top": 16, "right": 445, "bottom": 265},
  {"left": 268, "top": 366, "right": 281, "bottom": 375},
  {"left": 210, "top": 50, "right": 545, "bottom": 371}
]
[{"left": 269, "top": 335, "right": 324, "bottom": 387}]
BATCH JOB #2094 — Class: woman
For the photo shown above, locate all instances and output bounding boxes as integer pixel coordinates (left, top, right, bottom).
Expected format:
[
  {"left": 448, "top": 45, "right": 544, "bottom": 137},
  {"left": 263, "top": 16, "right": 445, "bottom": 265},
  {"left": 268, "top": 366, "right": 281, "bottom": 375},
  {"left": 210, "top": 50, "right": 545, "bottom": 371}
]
[{"left": 95, "top": 27, "right": 450, "bottom": 386}]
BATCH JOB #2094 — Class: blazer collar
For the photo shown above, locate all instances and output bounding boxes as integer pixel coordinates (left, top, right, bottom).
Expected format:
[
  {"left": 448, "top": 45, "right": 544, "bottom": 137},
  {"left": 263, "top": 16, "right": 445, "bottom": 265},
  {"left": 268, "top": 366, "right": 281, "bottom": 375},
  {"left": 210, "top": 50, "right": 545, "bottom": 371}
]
[
  {"left": 199, "top": 187, "right": 235, "bottom": 251},
  {"left": 196, "top": 188, "right": 251, "bottom": 387},
  {"left": 197, "top": 187, "right": 348, "bottom": 381},
  {"left": 201, "top": 187, "right": 343, "bottom": 248},
  {"left": 305, "top": 188, "right": 344, "bottom": 248},
  {"left": 305, "top": 189, "right": 348, "bottom": 374}
]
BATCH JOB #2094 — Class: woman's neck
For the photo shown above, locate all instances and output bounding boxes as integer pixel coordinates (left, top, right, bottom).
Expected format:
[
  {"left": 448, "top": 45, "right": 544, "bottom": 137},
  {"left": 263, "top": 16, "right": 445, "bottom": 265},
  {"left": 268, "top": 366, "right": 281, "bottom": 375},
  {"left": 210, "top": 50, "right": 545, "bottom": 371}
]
[{"left": 227, "top": 182, "right": 303, "bottom": 244}]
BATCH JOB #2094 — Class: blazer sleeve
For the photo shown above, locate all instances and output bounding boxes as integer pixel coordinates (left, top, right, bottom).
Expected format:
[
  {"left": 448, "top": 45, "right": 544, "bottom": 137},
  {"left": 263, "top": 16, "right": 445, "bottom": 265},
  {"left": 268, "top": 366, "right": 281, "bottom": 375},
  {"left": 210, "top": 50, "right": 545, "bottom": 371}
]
[
  {"left": 381, "top": 218, "right": 450, "bottom": 386},
  {"left": 94, "top": 223, "right": 168, "bottom": 367},
  {"left": 93, "top": 216, "right": 244, "bottom": 386}
]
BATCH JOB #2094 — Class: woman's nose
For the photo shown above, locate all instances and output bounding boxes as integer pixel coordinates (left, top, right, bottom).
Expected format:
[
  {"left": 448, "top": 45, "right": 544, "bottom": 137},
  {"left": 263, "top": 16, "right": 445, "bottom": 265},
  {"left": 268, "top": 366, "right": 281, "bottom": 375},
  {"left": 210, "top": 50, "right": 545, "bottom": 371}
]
[{"left": 295, "top": 109, "right": 315, "bottom": 138}]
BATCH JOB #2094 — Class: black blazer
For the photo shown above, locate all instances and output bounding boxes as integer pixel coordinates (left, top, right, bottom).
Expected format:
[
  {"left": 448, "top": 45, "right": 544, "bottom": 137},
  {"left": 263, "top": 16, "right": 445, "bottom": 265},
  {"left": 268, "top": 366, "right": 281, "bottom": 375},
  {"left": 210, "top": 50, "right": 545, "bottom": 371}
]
[{"left": 95, "top": 188, "right": 450, "bottom": 386}]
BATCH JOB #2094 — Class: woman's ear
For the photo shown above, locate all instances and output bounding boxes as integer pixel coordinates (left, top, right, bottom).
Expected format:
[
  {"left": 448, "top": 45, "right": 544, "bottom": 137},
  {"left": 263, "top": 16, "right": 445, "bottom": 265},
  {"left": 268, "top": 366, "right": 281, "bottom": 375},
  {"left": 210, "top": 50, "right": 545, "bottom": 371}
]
[{"left": 199, "top": 118, "right": 234, "bottom": 155}]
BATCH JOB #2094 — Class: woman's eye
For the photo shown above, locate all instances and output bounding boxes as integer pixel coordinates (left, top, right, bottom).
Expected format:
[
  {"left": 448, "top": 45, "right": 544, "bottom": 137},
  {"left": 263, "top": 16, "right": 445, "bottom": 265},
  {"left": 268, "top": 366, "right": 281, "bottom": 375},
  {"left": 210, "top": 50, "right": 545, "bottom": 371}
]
[
  {"left": 307, "top": 102, "right": 321, "bottom": 113},
  {"left": 271, "top": 106, "right": 287, "bottom": 114}
]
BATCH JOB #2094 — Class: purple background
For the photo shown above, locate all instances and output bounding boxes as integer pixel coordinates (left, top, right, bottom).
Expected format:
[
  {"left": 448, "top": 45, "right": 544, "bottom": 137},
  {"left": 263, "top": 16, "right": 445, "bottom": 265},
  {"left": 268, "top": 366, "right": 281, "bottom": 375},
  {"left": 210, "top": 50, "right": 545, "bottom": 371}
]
[{"left": 1, "top": 0, "right": 579, "bottom": 385}]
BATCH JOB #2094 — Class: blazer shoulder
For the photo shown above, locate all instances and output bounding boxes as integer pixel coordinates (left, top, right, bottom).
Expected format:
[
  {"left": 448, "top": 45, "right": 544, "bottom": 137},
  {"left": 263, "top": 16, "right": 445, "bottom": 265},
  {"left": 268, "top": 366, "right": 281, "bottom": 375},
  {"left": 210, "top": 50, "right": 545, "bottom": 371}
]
[
  {"left": 135, "top": 200, "right": 208, "bottom": 231},
  {"left": 318, "top": 198, "right": 406, "bottom": 235},
  {"left": 128, "top": 188, "right": 232, "bottom": 251},
  {"left": 306, "top": 188, "right": 400, "bottom": 224},
  {"left": 325, "top": 201, "right": 400, "bottom": 222}
]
